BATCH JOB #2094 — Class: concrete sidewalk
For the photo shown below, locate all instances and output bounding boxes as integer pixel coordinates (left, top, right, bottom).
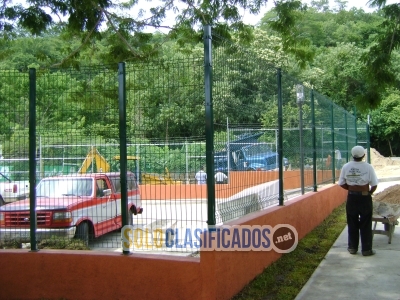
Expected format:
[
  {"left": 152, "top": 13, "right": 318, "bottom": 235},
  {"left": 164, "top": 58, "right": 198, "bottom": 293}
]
[{"left": 296, "top": 180, "right": 400, "bottom": 300}]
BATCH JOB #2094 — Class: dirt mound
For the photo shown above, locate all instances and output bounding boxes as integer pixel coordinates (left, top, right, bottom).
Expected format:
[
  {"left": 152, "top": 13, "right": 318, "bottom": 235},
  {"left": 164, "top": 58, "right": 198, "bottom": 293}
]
[
  {"left": 370, "top": 148, "right": 400, "bottom": 178},
  {"left": 373, "top": 184, "right": 400, "bottom": 204}
]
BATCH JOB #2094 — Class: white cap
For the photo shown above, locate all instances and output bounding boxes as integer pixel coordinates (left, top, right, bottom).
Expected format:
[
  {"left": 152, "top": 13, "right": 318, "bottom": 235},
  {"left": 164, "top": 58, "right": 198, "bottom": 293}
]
[{"left": 351, "top": 146, "right": 365, "bottom": 158}]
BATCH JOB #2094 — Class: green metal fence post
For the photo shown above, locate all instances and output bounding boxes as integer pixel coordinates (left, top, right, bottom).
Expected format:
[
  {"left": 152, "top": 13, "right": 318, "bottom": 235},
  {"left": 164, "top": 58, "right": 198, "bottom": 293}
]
[
  {"left": 311, "top": 89, "right": 317, "bottom": 192},
  {"left": 277, "top": 68, "right": 284, "bottom": 206},
  {"left": 354, "top": 106, "right": 358, "bottom": 145},
  {"left": 204, "top": 25, "right": 216, "bottom": 226},
  {"left": 29, "top": 68, "right": 38, "bottom": 252},
  {"left": 345, "top": 113, "right": 348, "bottom": 163},
  {"left": 367, "top": 116, "right": 371, "bottom": 164},
  {"left": 296, "top": 85, "right": 305, "bottom": 195},
  {"left": 331, "top": 103, "right": 335, "bottom": 183},
  {"left": 118, "top": 62, "right": 129, "bottom": 255}
]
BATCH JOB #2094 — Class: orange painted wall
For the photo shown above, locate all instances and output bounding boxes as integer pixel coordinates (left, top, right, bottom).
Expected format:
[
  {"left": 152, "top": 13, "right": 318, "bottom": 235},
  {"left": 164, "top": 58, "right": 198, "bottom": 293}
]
[
  {"left": 140, "top": 170, "right": 341, "bottom": 200},
  {"left": 201, "top": 183, "right": 347, "bottom": 300},
  {"left": 0, "top": 250, "right": 201, "bottom": 300},
  {"left": 0, "top": 184, "right": 347, "bottom": 300}
]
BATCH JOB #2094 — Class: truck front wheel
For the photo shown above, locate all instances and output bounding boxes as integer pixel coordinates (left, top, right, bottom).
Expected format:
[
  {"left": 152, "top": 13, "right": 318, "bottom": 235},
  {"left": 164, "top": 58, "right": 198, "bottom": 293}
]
[{"left": 75, "top": 222, "right": 92, "bottom": 247}]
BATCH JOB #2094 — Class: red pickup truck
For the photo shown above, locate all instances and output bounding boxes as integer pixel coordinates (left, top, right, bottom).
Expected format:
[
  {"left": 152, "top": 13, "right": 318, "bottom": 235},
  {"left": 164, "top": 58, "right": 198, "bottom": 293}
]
[{"left": 0, "top": 172, "right": 142, "bottom": 246}]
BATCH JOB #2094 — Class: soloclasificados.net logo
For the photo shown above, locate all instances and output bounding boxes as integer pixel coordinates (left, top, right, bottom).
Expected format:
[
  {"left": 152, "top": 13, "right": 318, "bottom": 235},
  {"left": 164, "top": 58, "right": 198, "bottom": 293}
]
[{"left": 121, "top": 224, "right": 298, "bottom": 253}]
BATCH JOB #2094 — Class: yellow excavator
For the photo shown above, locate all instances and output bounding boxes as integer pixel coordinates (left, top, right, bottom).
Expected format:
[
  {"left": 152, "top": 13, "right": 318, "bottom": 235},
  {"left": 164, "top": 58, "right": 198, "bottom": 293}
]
[
  {"left": 78, "top": 147, "right": 180, "bottom": 184},
  {"left": 78, "top": 147, "right": 110, "bottom": 174},
  {"left": 113, "top": 154, "right": 180, "bottom": 184},
  {"left": 141, "top": 166, "right": 181, "bottom": 185}
]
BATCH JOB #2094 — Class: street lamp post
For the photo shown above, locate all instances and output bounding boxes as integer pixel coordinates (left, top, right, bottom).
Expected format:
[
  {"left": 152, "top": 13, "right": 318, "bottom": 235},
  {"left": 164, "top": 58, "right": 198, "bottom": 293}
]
[{"left": 296, "top": 84, "right": 305, "bottom": 195}]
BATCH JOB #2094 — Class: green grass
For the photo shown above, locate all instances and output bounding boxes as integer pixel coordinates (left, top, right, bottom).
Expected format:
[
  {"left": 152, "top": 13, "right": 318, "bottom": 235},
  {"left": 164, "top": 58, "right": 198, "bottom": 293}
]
[
  {"left": 1, "top": 236, "right": 90, "bottom": 250},
  {"left": 232, "top": 203, "right": 347, "bottom": 300}
]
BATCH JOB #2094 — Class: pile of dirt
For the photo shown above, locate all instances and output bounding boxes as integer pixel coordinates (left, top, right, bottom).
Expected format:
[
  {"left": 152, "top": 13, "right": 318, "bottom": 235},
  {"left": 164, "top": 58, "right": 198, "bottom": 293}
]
[
  {"left": 373, "top": 184, "right": 400, "bottom": 218},
  {"left": 370, "top": 148, "right": 400, "bottom": 178},
  {"left": 372, "top": 184, "right": 400, "bottom": 218},
  {"left": 373, "top": 184, "right": 400, "bottom": 204}
]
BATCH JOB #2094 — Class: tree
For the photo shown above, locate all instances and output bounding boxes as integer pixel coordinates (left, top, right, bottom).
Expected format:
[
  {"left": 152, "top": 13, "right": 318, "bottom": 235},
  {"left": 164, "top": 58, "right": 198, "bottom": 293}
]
[
  {"left": 124, "top": 49, "right": 206, "bottom": 139},
  {"left": 0, "top": 0, "right": 269, "bottom": 66},
  {"left": 266, "top": 0, "right": 400, "bottom": 111},
  {"left": 359, "top": 2, "right": 400, "bottom": 110},
  {"left": 264, "top": 0, "right": 315, "bottom": 68},
  {"left": 306, "top": 43, "right": 367, "bottom": 111},
  {"left": 310, "top": 0, "right": 330, "bottom": 12},
  {"left": 369, "top": 90, "right": 400, "bottom": 156}
]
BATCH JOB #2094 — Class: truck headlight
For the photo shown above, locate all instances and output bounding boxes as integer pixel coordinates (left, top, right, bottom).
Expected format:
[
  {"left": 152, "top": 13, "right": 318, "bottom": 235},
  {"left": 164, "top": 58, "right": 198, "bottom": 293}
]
[
  {"left": 52, "top": 211, "right": 72, "bottom": 223},
  {"left": 0, "top": 212, "right": 4, "bottom": 225}
]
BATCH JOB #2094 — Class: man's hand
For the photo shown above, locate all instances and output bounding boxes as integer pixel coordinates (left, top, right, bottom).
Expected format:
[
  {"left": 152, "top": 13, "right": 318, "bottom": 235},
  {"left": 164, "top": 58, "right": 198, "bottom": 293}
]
[{"left": 369, "top": 185, "right": 378, "bottom": 195}]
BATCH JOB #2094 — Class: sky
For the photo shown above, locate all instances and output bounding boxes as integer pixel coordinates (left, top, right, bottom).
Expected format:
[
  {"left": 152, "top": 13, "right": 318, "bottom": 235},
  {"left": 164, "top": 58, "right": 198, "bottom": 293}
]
[
  {"left": 137, "top": 0, "right": 400, "bottom": 32},
  {"left": 14, "top": 0, "right": 400, "bottom": 32},
  {"left": 242, "top": 0, "right": 400, "bottom": 25}
]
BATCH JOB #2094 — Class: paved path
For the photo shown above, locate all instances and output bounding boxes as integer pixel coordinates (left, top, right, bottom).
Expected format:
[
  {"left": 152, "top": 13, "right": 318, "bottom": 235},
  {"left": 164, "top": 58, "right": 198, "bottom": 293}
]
[{"left": 296, "top": 180, "right": 400, "bottom": 300}]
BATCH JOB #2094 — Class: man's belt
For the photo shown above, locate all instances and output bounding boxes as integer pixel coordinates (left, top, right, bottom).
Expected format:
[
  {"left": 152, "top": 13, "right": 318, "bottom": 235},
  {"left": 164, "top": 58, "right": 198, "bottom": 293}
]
[{"left": 348, "top": 191, "right": 370, "bottom": 196}]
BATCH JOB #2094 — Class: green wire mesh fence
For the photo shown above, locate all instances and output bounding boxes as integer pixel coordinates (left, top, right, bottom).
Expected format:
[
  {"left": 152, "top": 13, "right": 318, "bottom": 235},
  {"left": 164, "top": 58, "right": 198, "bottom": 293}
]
[{"left": 0, "top": 27, "right": 368, "bottom": 255}]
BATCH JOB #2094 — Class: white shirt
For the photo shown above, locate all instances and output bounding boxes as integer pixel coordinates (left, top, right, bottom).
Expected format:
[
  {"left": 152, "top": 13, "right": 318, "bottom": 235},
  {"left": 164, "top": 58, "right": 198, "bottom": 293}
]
[
  {"left": 195, "top": 170, "right": 207, "bottom": 184},
  {"left": 338, "top": 160, "right": 378, "bottom": 187},
  {"left": 335, "top": 149, "right": 342, "bottom": 160},
  {"left": 214, "top": 172, "right": 227, "bottom": 182}
]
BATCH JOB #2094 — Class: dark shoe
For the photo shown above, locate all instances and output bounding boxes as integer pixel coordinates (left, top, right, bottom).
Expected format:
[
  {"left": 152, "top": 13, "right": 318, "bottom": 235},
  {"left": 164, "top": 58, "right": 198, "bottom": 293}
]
[
  {"left": 362, "top": 250, "right": 376, "bottom": 256},
  {"left": 347, "top": 248, "right": 357, "bottom": 255}
]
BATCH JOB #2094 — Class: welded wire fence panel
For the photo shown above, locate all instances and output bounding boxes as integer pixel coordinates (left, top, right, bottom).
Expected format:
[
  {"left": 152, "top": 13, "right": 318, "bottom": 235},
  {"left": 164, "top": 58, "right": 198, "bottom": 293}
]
[
  {"left": 123, "top": 59, "right": 206, "bottom": 254},
  {"left": 312, "top": 91, "right": 336, "bottom": 184},
  {"left": 29, "top": 66, "right": 122, "bottom": 251},
  {"left": 279, "top": 73, "right": 309, "bottom": 192},
  {"left": 280, "top": 74, "right": 366, "bottom": 191},
  {"left": 0, "top": 70, "right": 30, "bottom": 199},
  {"left": 38, "top": 66, "right": 123, "bottom": 252},
  {"left": 0, "top": 70, "right": 33, "bottom": 250},
  {"left": 357, "top": 121, "right": 368, "bottom": 149},
  {"left": 344, "top": 116, "right": 358, "bottom": 162},
  {"left": 211, "top": 33, "right": 282, "bottom": 224}
]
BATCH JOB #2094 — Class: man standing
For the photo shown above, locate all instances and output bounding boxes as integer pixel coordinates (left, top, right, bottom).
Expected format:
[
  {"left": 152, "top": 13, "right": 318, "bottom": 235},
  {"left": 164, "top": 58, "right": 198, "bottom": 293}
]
[
  {"left": 335, "top": 148, "right": 342, "bottom": 169},
  {"left": 195, "top": 166, "right": 207, "bottom": 185},
  {"left": 214, "top": 169, "right": 228, "bottom": 184},
  {"left": 338, "top": 145, "right": 378, "bottom": 256}
]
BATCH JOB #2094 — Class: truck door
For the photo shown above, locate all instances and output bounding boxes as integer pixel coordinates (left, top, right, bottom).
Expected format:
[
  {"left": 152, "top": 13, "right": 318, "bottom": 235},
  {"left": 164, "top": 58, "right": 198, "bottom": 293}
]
[
  {"left": 108, "top": 176, "right": 128, "bottom": 227},
  {"left": 95, "top": 178, "right": 118, "bottom": 234}
]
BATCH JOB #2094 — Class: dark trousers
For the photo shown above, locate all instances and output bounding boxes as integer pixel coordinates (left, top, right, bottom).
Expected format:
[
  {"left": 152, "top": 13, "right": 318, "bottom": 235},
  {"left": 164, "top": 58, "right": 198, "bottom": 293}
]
[{"left": 346, "top": 194, "right": 373, "bottom": 252}]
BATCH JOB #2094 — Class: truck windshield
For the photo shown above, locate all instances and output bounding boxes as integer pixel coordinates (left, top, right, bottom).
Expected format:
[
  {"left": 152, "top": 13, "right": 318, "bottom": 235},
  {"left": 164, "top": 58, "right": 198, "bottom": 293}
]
[
  {"left": 36, "top": 178, "right": 93, "bottom": 197},
  {"left": 242, "top": 144, "right": 272, "bottom": 157}
]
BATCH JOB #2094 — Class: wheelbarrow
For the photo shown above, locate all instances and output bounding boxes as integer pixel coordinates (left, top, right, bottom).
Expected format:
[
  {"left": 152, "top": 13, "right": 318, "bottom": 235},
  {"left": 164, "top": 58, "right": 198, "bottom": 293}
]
[{"left": 372, "top": 201, "right": 400, "bottom": 244}]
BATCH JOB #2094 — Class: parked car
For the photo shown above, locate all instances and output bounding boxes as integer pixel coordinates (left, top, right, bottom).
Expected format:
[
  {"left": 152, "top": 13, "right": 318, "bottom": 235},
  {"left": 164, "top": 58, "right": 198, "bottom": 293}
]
[
  {"left": 215, "top": 133, "right": 290, "bottom": 172},
  {"left": 0, "top": 167, "right": 29, "bottom": 203}
]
